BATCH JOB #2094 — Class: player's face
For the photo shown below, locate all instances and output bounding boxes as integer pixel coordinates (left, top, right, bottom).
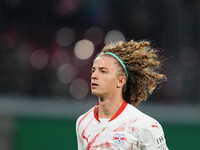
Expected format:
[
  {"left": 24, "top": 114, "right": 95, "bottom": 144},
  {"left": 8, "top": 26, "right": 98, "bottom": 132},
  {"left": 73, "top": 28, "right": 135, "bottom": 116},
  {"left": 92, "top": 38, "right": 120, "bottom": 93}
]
[{"left": 91, "top": 56, "right": 121, "bottom": 98}]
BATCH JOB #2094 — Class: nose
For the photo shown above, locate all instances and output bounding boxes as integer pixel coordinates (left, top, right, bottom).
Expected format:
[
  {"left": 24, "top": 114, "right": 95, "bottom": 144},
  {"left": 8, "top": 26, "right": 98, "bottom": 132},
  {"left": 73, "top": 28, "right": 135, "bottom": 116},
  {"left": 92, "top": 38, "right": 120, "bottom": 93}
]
[{"left": 91, "top": 71, "right": 98, "bottom": 80}]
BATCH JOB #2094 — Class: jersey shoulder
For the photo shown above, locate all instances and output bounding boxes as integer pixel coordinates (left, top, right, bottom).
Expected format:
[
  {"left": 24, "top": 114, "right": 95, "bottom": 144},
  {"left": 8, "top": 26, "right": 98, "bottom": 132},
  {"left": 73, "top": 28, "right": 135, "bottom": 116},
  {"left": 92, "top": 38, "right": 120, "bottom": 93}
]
[
  {"left": 126, "top": 105, "right": 169, "bottom": 150},
  {"left": 125, "top": 104, "right": 157, "bottom": 123},
  {"left": 126, "top": 104, "right": 164, "bottom": 132},
  {"left": 138, "top": 117, "right": 168, "bottom": 150},
  {"left": 76, "top": 106, "right": 95, "bottom": 129}
]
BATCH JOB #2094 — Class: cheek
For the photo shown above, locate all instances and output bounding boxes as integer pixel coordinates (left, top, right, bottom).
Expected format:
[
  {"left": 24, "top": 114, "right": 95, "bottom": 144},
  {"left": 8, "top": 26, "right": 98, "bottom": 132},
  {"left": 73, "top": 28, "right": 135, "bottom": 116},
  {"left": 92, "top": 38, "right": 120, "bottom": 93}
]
[{"left": 104, "top": 76, "right": 118, "bottom": 88}]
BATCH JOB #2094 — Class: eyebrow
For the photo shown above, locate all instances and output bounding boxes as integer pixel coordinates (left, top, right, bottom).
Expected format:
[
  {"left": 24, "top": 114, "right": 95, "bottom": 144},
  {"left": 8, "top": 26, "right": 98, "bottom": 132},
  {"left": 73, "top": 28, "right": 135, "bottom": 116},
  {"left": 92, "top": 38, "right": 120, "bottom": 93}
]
[{"left": 92, "top": 66, "right": 109, "bottom": 70}]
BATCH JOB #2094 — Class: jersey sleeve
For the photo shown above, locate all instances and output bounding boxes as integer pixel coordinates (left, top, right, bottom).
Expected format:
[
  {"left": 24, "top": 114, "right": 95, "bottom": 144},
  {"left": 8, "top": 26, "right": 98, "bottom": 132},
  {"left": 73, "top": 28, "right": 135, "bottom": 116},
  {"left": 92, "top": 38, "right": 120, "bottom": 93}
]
[
  {"left": 138, "top": 119, "right": 169, "bottom": 150},
  {"left": 76, "top": 116, "right": 84, "bottom": 150}
]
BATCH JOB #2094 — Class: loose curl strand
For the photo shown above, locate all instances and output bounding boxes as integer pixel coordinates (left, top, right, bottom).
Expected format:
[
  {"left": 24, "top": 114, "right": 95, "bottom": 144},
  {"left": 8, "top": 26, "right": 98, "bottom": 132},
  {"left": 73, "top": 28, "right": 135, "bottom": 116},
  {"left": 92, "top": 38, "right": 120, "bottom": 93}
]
[{"left": 98, "top": 40, "right": 166, "bottom": 106}]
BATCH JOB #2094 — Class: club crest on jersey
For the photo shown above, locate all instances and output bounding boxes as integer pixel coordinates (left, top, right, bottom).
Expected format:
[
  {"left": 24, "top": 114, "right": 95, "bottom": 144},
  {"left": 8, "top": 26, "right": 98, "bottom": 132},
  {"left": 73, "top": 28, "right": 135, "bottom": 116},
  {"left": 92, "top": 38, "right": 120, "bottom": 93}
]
[{"left": 113, "top": 134, "right": 127, "bottom": 145}]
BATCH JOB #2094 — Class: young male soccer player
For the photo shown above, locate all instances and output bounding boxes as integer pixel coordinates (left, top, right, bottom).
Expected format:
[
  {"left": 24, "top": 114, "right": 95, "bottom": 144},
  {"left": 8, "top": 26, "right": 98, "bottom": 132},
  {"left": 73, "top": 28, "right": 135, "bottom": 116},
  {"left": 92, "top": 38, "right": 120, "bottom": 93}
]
[{"left": 76, "top": 40, "right": 169, "bottom": 150}]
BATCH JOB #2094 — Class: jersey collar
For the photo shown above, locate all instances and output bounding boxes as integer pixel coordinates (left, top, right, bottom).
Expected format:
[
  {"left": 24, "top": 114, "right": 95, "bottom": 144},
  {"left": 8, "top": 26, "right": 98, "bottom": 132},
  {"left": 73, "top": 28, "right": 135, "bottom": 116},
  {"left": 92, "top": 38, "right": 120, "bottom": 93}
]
[{"left": 94, "top": 100, "right": 127, "bottom": 123}]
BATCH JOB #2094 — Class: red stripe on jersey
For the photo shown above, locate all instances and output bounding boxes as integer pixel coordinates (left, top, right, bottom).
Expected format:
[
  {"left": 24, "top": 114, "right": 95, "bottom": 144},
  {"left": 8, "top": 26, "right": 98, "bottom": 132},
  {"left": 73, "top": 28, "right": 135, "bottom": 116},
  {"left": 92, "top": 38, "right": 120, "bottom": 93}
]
[
  {"left": 81, "top": 118, "right": 93, "bottom": 144},
  {"left": 130, "top": 143, "right": 134, "bottom": 150},
  {"left": 78, "top": 108, "right": 93, "bottom": 131},
  {"left": 113, "top": 122, "right": 126, "bottom": 132},
  {"left": 87, "top": 127, "right": 106, "bottom": 150},
  {"left": 94, "top": 103, "right": 100, "bottom": 122},
  {"left": 94, "top": 100, "right": 127, "bottom": 123},
  {"left": 99, "top": 141, "right": 111, "bottom": 149},
  {"left": 105, "top": 141, "right": 111, "bottom": 148}
]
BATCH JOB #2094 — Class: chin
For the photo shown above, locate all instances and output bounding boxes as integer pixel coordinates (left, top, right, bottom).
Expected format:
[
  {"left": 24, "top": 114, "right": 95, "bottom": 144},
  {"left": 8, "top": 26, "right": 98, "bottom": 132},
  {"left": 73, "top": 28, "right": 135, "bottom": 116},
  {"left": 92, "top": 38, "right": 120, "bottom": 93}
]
[
  {"left": 91, "top": 91, "right": 99, "bottom": 97},
  {"left": 91, "top": 90, "right": 102, "bottom": 97}
]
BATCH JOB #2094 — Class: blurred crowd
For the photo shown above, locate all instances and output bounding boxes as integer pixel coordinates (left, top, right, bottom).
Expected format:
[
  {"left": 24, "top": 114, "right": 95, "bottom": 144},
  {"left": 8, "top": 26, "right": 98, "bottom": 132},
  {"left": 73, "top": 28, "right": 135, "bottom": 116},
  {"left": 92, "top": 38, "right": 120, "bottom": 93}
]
[{"left": 0, "top": 0, "right": 200, "bottom": 104}]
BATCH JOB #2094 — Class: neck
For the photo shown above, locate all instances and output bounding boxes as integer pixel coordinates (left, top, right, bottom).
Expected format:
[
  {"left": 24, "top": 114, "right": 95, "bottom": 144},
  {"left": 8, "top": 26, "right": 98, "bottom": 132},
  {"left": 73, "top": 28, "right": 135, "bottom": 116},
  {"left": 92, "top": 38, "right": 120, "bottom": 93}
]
[{"left": 97, "top": 94, "right": 123, "bottom": 119}]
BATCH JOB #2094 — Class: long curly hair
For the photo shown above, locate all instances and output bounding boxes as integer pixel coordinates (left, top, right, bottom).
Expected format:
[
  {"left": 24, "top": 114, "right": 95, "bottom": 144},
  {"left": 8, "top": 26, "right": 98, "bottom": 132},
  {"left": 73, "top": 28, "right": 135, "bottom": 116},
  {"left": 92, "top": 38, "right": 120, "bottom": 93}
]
[{"left": 96, "top": 40, "right": 166, "bottom": 106}]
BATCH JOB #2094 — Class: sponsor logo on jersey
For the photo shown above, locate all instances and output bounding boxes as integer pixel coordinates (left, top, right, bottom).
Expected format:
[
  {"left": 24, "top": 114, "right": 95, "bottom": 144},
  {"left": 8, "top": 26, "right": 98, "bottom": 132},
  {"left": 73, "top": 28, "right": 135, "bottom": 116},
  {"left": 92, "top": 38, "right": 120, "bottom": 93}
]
[
  {"left": 113, "top": 134, "right": 127, "bottom": 146},
  {"left": 156, "top": 135, "right": 165, "bottom": 144},
  {"left": 152, "top": 122, "right": 159, "bottom": 129}
]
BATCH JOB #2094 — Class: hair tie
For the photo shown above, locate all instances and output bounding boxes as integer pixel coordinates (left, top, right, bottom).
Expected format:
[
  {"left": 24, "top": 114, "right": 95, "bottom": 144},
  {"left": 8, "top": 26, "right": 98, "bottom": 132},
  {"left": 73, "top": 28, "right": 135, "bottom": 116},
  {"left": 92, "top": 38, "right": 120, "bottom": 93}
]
[{"left": 105, "top": 52, "right": 128, "bottom": 79}]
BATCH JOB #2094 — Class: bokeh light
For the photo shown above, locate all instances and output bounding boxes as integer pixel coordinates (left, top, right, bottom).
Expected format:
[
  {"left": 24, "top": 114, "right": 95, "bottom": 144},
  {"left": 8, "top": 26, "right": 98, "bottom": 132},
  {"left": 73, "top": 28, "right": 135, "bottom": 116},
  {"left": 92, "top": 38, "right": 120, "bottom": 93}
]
[
  {"left": 84, "top": 27, "right": 104, "bottom": 45},
  {"left": 69, "top": 78, "right": 89, "bottom": 99},
  {"left": 179, "top": 47, "right": 199, "bottom": 67},
  {"left": 57, "top": 64, "right": 76, "bottom": 84},
  {"left": 104, "top": 30, "right": 125, "bottom": 44},
  {"left": 51, "top": 50, "right": 70, "bottom": 69},
  {"left": 56, "top": 27, "right": 75, "bottom": 47},
  {"left": 30, "top": 49, "right": 49, "bottom": 69},
  {"left": 74, "top": 39, "right": 94, "bottom": 60}
]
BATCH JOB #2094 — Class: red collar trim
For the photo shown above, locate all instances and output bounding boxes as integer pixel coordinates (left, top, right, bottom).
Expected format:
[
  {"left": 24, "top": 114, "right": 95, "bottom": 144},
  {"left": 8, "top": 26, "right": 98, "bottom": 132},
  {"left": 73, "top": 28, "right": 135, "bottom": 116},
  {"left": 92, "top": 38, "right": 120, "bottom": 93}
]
[{"left": 94, "top": 100, "right": 127, "bottom": 123}]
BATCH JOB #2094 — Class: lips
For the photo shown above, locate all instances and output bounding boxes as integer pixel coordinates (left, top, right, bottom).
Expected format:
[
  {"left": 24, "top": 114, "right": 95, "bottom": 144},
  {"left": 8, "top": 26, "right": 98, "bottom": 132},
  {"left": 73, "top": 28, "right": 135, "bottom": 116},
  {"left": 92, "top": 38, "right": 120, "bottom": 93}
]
[{"left": 91, "top": 82, "right": 99, "bottom": 88}]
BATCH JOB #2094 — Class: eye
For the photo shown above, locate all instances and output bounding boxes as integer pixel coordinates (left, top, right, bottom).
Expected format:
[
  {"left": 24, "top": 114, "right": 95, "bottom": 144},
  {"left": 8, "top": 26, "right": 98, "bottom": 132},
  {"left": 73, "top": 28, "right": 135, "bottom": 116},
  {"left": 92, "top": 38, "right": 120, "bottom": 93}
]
[
  {"left": 101, "top": 70, "right": 106, "bottom": 73},
  {"left": 91, "top": 69, "right": 95, "bottom": 73}
]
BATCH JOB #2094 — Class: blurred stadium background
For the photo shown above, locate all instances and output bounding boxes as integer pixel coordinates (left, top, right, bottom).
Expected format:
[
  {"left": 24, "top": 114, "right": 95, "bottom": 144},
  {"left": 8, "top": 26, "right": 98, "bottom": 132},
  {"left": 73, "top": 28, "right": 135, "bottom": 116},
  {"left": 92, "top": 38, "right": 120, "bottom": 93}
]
[{"left": 0, "top": 0, "right": 200, "bottom": 149}]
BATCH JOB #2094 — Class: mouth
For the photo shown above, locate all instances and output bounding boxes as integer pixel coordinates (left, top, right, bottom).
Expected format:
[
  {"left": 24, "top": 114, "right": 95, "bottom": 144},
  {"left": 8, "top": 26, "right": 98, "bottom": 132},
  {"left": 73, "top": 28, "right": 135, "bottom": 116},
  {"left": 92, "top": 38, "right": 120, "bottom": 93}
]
[{"left": 91, "top": 82, "right": 99, "bottom": 88}]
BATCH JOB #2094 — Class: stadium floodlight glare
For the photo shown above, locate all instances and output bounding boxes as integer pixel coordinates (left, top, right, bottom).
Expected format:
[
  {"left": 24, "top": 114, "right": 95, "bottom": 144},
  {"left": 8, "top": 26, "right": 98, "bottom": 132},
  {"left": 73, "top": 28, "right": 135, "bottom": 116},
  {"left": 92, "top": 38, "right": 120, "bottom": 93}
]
[
  {"left": 74, "top": 39, "right": 94, "bottom": 60},
  {"left": 104, "top": 30, "right": 125, "bottom": 44},
  {"left": 84, "top": 27, "right": 104, "bottom": 45},
  {"left": 69, "top": 78, "right": 89, "bottom": 99},
  {"left": 56, "top": 27, "right": 75, "bottom": 47}
]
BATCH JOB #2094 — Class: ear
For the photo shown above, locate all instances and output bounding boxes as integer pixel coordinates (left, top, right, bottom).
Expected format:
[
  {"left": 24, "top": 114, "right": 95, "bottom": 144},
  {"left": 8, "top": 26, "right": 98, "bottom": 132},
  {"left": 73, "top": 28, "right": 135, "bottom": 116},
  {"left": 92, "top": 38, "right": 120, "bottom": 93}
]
[{"left": 117, "top": 75, "right": 127, "bottom": 88}]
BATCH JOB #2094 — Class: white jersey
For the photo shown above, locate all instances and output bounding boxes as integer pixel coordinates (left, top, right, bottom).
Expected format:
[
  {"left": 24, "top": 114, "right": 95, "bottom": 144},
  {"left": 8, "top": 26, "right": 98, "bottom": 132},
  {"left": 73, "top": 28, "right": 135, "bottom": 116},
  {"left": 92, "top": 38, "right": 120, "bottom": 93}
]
[{"left": 76, "top": 100, "right": 169, "bottom": 150}]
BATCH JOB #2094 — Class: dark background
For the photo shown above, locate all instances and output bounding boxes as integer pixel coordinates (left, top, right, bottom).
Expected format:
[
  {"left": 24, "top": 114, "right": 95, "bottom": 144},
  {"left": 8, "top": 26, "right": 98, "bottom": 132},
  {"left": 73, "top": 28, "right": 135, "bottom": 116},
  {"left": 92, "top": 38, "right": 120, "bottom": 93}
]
[{"left": 0, "top": 0, "right": 199, "bottom": 104}]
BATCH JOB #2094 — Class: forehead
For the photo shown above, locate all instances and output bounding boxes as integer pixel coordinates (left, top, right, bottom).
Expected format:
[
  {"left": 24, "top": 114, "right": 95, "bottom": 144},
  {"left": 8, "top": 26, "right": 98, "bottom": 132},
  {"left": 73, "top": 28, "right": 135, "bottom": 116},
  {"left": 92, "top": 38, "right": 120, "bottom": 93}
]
[{"left": 93, "top": 56, "right": 117, "bottom": 68}]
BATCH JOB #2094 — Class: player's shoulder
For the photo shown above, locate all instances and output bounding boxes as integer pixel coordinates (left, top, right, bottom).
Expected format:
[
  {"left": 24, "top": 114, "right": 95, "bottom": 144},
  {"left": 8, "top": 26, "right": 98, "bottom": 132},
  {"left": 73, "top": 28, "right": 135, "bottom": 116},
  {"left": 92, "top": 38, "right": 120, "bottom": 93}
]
[
  {"left": 76, "top": 106, "right": 95, "bottom": 126},
  {"left": 126, "top": 104, "right": 163, "bottom": 128},
  {"left": 125, "top": 104, "right": 153, "bottom": 119},
  {"left": 128, "top": 105, "right": 165, "bottom": 136},
  {"left": 136, "top": 111, "right": 168, "bottom": 149}
]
